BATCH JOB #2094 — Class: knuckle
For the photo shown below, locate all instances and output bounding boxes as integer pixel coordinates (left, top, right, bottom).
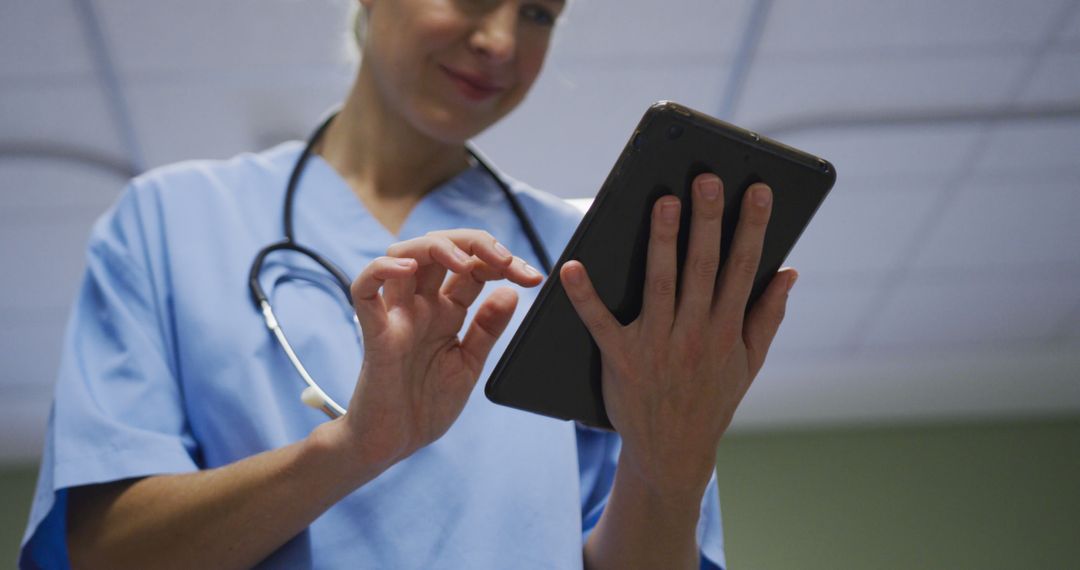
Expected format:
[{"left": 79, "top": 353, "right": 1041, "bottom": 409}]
[
  {"left": 349, "top": 274, "right": 369, "bottom": 301},
  {"left": 566, "top": 286, "right": 590, "bottom": 304},
  {"left": 693, "top": 256, "right": 721, "bottom": 278},
  {"left": 697, "top": 202, "right": 723, "bottom": 221},
  {"left": 729, "top": 251, "right": 760, "bottom": 278},
  {"left": 362, "top": 257, "right": 385, "bottom": 274},
  {"left": 653, "top": 223, "right": 678, "bottom": 243},
  {"left": 437, "top": 239, "right": 458, "bottom": 258},
  {"left": 772, "top": 304, "right": 787, "bottom": 327},
  {"left": 746, "top": 207, "right": 770, "bottom": 227},
  {"left": 587, "top": 315, "right": 608, "bottom": 334},
  {"left": 650, "top": 275, "right": 677, "bottom": 297}
]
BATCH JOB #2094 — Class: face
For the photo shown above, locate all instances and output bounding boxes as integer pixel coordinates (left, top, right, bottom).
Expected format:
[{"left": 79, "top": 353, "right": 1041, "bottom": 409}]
[{"left": 358, "top": 0, "right": 565, "bottom": 143}]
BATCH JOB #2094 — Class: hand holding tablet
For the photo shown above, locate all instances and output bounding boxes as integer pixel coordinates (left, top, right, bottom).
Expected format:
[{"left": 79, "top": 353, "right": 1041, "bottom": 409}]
[
  {"left": 486, "top": 101, "right": 836, "bottom": 430},
  {"left": 559, "top": 173, "right": 796, "bottom": 495}
]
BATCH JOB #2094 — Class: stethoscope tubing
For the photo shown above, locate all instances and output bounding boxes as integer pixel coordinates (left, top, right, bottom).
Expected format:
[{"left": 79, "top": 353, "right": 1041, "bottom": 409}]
[{"left": 248, "top": 110, "right": 552, "bottom": 419}]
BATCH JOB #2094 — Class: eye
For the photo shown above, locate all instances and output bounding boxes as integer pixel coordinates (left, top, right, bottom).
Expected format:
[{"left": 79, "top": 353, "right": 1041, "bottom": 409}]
[{"left": 520, "top": 3, "right": 556, "bottom": 27}]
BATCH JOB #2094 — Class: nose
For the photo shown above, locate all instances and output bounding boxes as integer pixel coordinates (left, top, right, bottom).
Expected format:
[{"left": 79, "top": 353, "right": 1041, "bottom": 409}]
[{"left": 469, "top": 3, "right": 517, "bottom": 64}]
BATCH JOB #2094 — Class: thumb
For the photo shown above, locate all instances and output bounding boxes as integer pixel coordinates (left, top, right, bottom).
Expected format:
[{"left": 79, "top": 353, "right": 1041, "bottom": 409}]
[
  {"left": 459, "top": 287, "right": 519, "bottom": 373},
  {"left": 743, "top": 268, "right": 797, "bottom": 375}
]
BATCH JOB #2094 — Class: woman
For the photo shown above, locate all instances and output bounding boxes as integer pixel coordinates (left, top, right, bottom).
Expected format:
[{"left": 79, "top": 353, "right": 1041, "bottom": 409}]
[{"left": 21, "top": 0, "right": 795, "bottom": 568}]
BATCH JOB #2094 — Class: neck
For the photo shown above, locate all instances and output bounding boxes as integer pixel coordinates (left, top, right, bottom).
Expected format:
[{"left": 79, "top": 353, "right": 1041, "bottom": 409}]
[{"left": 315, "top": 64, "right": 470, "bottom": 234}]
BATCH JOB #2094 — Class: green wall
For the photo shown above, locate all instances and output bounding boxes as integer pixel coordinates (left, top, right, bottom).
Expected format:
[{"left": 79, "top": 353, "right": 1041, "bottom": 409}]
[
  {"left": 2, "top": 419, "right": 1078, "bottom": 568},
  {"left": 716, "top": 419, "right": 1080, "bottom": 569},
  {"left": 1, "top": 465, "right": 37, "bottom": 568}
]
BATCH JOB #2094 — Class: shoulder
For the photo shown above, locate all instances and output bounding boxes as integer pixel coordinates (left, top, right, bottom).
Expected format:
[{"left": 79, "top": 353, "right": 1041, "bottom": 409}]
[
  {"left": 87, "top": 142, "right": 303, "bottom": 268},
  {"left": 99, "top": 141, "right": 302, "bottom": 229},
  {"left": 125, "top": 141, "right": 302, "bottom": 209}
]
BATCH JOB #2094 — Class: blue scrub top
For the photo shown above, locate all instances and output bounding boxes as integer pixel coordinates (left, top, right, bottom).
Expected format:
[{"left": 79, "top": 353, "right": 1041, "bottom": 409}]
[{"left": 20, "top": 141, "right": 726, "bottom": 569}]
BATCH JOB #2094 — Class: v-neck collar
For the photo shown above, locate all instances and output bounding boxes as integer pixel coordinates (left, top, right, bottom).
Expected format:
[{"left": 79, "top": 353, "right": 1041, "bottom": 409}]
[{"left": 288, "top": 143, "right": 506, "bottom": 258}]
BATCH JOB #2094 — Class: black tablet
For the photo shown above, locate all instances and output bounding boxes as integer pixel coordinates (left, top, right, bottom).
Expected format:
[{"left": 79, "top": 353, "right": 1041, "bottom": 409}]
[{"left": 485, "top": 101, "right": 836, "bottom": 429}]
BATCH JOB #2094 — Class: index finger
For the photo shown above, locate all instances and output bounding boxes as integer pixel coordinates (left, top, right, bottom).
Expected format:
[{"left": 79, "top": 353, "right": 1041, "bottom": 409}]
[
  {"left": 425, "top": 229, "right": 513, "bottom": 270},
  {"left": 428, "top": 229, "right": 546, "bottom": 285}
]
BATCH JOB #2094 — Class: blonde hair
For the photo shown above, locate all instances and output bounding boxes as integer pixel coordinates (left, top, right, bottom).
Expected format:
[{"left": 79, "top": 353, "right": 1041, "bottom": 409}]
[{"left": 352, "top": 4, "right": 367, "bottom": 48}]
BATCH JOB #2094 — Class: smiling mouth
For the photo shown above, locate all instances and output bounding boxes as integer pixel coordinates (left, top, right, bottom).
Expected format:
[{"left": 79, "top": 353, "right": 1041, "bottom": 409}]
[{"left": 440, "top": 65, "right": 505, "bottom": 101}]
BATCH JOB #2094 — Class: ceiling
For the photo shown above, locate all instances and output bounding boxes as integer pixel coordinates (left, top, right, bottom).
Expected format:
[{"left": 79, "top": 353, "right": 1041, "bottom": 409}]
[{"left": 1, "top": 0, "right": 1078, "bottom": 462}]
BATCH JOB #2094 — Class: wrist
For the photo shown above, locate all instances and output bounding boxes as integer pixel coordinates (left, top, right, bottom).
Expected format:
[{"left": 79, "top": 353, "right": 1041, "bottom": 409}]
[
  {"left": 614, "top": 451, "right": 709, "bottom": 516},
  {"left": 304, "top": 418, "right": 395, "bottom": 493}
]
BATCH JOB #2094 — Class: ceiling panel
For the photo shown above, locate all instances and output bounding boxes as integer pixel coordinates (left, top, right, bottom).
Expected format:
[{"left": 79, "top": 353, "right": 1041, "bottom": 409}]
[
  {"left": 910, "top": 175, "right": 1080, "bottom": 271},
  {"left": 774, "top": 125, "right": 982, "bottom": 181},
  {"left": 0, "top": 84, "right": 126, "bottom": 159},
  {"left": 553, "top": 0, "right": 750, "bottom": 60},
  {"left": 974, "top": 117, "right": 1080, "bottom": 176},
  {"left": 784, "top": 178, "right": 943, "bottom": 276},
  {"left": 99, "top": 0, "right": 355, "bottom": 75},
  {"left": 735, "top": 53, "right": 1028, "bottom": 128},
  {"left": 766, "top": 274, "right": 879, "bottom": 354},
  {"left": 861, "top": 272, "right": 1079, "bottom": 348},
  {"left": 0, "top": 0, "right": 94, "bottom": 79},
  {"left": 126, "top": 74, "right": 350, "bottom": 168},
  {"left": 1014, "top": 46, "right": 1080, "bottom": 104},
  {"left": 760, "top": 0, "right": 1070, "bottom": 56},
  {"left": 477, "top": 62, "right": 729, "bottom": 198}
]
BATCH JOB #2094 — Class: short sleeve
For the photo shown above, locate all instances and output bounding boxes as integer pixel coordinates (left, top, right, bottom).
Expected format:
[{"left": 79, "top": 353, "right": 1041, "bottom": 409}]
[
  {"left": 20, "top": 184, "right": 200, "bottom": 569},
  {"left": 576, "top": 425, "right": 727, "bottom": 569}
]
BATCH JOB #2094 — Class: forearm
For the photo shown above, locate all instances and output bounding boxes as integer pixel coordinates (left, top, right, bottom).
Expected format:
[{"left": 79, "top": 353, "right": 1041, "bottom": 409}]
[
  {"left": 67, "top": 419, "right": 385, "bottom": 570},
  {"left": 583, "top": 456, "right": 704, "bottom": 570}
]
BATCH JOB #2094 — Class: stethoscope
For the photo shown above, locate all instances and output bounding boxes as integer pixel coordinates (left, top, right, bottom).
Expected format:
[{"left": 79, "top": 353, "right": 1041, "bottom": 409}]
[{"left": 248, "top": 111, "right": 553, "bottom": 420}]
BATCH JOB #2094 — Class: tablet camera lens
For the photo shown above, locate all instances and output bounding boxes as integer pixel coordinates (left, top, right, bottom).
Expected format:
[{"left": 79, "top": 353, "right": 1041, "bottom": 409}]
[
  {"left": 666, "top": 124, "right": 684, "bottom": 140},
  {"left": 632, "top": 132, "right": 646, "bottom": 150},
  {"left": 818, "top": 160, "right": 830, "bottom": 174}
]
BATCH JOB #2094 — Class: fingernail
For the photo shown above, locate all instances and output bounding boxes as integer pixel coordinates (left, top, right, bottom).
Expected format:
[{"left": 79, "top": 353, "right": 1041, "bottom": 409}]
[
  {"left": 524, "top": 263, "right": 542, "bottom": 278},
  {"left": 786, "top": 272, "right": 798, "bottom": 293},
  {"left": 396, "top": 258, "right": 414, "bottom": 268},
  {"left": 494, "top": 241, "right": 511, "bottom": 259},
  {"left": 753, "top": 185, "right": 772, "bottom": 208},
  {"left": 453, "top": 247, "right": 470, "bottom": 263},
  {"left": 661, "top": 199, "right": 679, "bottom": 223},
  {"left": 700, "top": 176, "right": 721, "bottom": 200}
]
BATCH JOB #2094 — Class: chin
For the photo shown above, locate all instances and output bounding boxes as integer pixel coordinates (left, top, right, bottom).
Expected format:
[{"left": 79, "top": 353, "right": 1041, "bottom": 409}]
[{"left": 413, "top": 102, "right": 507, "bottom": 144}]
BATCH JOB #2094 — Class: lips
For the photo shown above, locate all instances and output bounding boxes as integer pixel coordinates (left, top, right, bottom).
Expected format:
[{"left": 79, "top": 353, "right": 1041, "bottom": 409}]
[{"left": 440, "top": 64, "right": 506, "bottom": 101}]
